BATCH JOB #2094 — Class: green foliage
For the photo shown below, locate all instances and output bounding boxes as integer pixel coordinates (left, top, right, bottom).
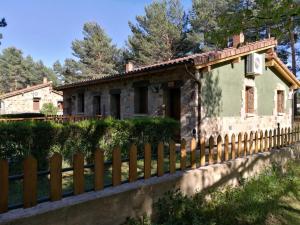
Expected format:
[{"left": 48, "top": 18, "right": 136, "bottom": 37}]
[
  {"left": 55, "top": 22, "right": 123, "bottom": 84},
  {"left": 125, "top": 161, "right": 300, "bottom": 225},
  {"left": 0, "top": 117, "right": 179, "bottom": 171},
  {"left": 40, "top": 103, "right": 58, "bottom": 116},
  {"left": 126, "top": 0, "right": 196, "bottom": 66},
  {"left": 0, "top": 47, "right": 58, "bottom": 93}
]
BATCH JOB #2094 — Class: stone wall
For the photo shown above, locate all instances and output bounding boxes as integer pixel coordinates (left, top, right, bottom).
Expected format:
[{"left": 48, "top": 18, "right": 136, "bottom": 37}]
[
  {"left": 1, "top": 145, "right": 299, "bottom": 225},
  {"left": 0, "top": 85, "right": 63, "bottom": 115},
  {"left": 62, "top": 67, "right": 198, "bottom": 142}
]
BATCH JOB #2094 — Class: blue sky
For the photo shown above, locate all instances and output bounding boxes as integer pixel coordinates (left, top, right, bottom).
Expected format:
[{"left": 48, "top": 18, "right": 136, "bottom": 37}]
[{"left": 0, "top": 0, "right": 192, "bottom": 67}]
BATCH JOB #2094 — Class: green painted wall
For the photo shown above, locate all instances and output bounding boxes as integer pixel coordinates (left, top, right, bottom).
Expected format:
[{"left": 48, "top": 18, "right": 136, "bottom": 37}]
[{"left": 206, "top": 53, "right": 291, "bottom": 117}]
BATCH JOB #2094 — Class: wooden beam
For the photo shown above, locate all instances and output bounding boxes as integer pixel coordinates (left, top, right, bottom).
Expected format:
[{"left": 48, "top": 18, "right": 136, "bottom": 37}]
[
  {"left": 232, "top": 57, "right": 241, "bottom": 64},
  {"left": 201, "top": 66, "right": 211, "bottom": 73},
  {"left": 265, "top": 59, "right": 275, "bottom": 67}
]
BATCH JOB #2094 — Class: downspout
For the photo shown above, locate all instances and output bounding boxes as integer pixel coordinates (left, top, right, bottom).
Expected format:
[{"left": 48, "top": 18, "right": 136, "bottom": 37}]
[{"left": 195, "top": 70, "right": 202, "bottom": 145}]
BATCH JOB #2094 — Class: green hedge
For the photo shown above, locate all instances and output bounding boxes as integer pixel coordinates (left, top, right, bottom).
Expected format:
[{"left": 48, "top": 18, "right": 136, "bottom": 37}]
[{"left": 0, "top": 117, "right": 179, "bottom": 171}]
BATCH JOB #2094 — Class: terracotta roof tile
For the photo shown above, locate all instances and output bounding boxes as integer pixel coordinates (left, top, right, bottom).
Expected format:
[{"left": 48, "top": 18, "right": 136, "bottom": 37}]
[
  {"left": 56, "top": 38, "right": 278, "bottom": 90},
  {"left": 0, "top": 82, "right": 52, "bottom": 99}
]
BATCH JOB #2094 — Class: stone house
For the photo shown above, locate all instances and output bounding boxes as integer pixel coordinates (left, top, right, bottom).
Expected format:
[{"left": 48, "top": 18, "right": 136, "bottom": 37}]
[
  {"left": 0, "top": 78, "right": 63, "bottom": 115},
  {"left": 56, "top": 35, "right": 300, "bottom": 142}
]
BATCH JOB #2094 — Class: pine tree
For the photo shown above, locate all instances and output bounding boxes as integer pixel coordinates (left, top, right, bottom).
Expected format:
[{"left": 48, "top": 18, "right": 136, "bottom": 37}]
[
  {"left": 213, "top": 0, "right": 300, "bottom": 75},
  {"left": 126, "top": 0, "right": 195, "bottom": 66},
  {"left": 0, "top": 47, "right": 58, "bottom": 93},
  {"left": 189, "top": 0, "right": 231, "bottom": 51},
  {"left": 71, "top": 22, "right": 121, "bottom": 78}
]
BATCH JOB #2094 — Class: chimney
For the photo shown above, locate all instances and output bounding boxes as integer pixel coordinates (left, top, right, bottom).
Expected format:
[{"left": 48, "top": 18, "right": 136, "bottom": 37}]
[
  {"left": 43, "top": 77, "right": 48, "bottom": 84},
  {"left": 232, "top": 32, "right": 245, "bottom": 48},
  {"left": 125, "top": 62, "right": 134, "bottom": 73}
]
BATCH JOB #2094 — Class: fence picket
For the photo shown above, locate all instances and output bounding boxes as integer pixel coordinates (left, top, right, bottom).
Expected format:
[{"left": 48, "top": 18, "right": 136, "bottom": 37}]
[
  {"left": 273, "top": 129, "right": 277, "bottom": 148},
  {"left": 231, "top": 134, "right": 236, "bottom": 160},
  {"left": 217, "top": 135, "right": 222, "bottom": 163},
  {"left": 249, "top": 132, "right": 253, "bottom": 155},
  {"left": 281, "top": 128, "right": 284, "bottom": 147},
  {"left": 169, "top": 141, "right": 176, "bottom": 174},
  {"left": 209, "top": 136, "right": 214, "bottom": 164},
  {"left": 129, "top": 144, "right": 137, "bottom": 182},
  {"left": 94, "top": 149, "right": 104, "bottom": 190},
  {"left": 0, "top": 160, "right": 8, "bottom": 213},
  {"left": 238, "top": 133, "right": 242, "bottom": 157},
  {"left": 157, "top": 142, "right": 164, "bottom": 177},
  {"left": 255, "top": 132, "right": 258, "bottom": 153},
  {"left": 200, "top": 137, "right": 206, "bottom": 166},
  {"left": 73, "top": 152, "right": 84, "bottom": 194},
  {"left": 260, "top": 131, "right": 263, "bottom": 152},
  {"left": 190, "top": 138, "right": 196, "bottom": 169},
  {"left": 288, "top": 127, "right": 291, "bottom": 145},
  {"left": 112, "top": 147, "right": 121, "bottom": 186},
  {"left": 265, "top": 130, "right": 268, "bottom": 152},
  {"left": 144, "top": 143, "right": 152, "bottom": 179},
  {"left": 244, "top": 133, "right": 248, "bottom": 157},
  {"left": 269, "top": 130, "right": 272, "bottom": 150},
  {"left": 23, "top": 155, "right": 37, "bottom": 208},
  {"left": 224, "top": 135, "right": 229, "bottom": 161},
  {"left": 180, "top": 139, "right": 186, "bottom": 170},
  {"left": 50, "top": 153, "right": 62, "bottom": 201},
  {"left": 284, "top": 128, "right": 287, "bottom": 146}
]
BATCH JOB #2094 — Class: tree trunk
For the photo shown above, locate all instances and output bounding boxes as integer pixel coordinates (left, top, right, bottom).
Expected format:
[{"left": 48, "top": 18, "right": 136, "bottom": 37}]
[{"left": 289, "top": 18, "right": 297, "bottom": 76}]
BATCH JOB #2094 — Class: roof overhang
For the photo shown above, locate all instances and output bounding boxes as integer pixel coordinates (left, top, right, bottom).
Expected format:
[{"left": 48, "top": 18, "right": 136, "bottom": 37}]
[{"left": 265, "top": 55, "right": 300, "bottom": 89}]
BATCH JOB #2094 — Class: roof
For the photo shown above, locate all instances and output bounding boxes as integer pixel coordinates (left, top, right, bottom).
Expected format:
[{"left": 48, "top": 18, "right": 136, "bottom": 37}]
[
  {"left": 0, "top": 82, "right": 59, "bottom": 100},
  {"left": 56, "top": 38, "right": 299, "bottom": 90}
]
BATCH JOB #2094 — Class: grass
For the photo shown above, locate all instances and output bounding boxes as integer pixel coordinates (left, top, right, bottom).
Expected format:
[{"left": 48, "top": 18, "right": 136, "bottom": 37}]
[{"left": 123, "top": 160, "right": 300, "bottom": 225}]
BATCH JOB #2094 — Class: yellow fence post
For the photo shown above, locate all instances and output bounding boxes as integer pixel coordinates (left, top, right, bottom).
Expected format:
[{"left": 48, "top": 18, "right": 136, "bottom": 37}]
[
  {"left": 50, "top": 153, "right": 62, "bottom": 201},
  {"left": 23, "top": 155, "right": 37, "bottom": 208},
  {"left": 144, "top": 143, "right": 152, "bottom": 179},
  {"left": 0, "top": 159, "right": 8, "bottom": 213}
]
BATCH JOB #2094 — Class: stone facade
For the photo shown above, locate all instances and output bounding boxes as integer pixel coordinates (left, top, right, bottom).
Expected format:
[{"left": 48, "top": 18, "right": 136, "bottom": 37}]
[
  {"left": 0, "top": 80, "right": 63, "bottom": 115},
  {"left": 60, "top": 52, "right": 295, "bottom": 142}
]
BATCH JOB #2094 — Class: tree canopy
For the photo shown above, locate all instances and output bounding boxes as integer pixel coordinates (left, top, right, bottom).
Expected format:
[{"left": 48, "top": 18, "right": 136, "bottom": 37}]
[
  {"left": 126, "top": 0, "right": 198, "bottom": 66},
  {"left": 55, "top": 22, "right": 123, "bottom": 84},
  {"left": 0, "top": 47, "right": 57, "bottom": 93}
]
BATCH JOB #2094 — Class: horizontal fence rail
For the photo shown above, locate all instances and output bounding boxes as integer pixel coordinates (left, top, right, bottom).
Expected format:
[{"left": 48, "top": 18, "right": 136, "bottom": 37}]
[
  {"left": 0, "top": 115, "right": 102, "bottom": 123},
  {"left": 0, "top": 126, "right": 299, "bottom": 214}
]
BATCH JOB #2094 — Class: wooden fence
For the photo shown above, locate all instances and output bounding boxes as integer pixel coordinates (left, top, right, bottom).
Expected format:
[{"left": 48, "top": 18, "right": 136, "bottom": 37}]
[
  {"left": 0, "top": 126, "right": 299, "bottom": 214},
  {"left": 0, "top": 115, "right": 102, "bottom": 123}
]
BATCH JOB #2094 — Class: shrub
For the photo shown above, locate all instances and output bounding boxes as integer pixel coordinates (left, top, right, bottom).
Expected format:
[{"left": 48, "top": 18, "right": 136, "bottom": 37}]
[
  {"left": 0, "top": 117, "right": 179, "bottom": 171},
  {"left": 40, "top": 103, "right": 58, "bottom": 115},
  {"left": 123, "top": 162, "right": 299, "bottom": 225}
]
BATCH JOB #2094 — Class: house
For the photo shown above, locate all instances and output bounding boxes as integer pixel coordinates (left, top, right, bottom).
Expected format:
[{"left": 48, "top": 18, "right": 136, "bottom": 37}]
[
  {"left": 55, "top": 34, "right": 300, "bottom": 142},
  {"left": 0, "top": 77, "right": 63, "bottom": 115}
]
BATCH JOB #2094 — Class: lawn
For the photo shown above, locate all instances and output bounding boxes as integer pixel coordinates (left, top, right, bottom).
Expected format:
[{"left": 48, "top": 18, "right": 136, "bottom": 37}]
[{"left": 123, "top": 160, "right": 300, "bottom": 225}]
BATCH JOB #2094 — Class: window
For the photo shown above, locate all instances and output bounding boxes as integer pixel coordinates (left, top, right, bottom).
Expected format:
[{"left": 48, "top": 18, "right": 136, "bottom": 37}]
[
  {"left": 33, "top": 98, "right": 40, "bottom": 111},
  {"left": 77, "top": 93, "right": 85, "bottom": 113},
  {"left": 134, "top": 86, "right": 148, "bottom": 114},
  {"left": 277, "top": 90, "right": 284, "bottom": 113},
  {"left": 245, "top": 86, "right": 254, "bottom": 113}
]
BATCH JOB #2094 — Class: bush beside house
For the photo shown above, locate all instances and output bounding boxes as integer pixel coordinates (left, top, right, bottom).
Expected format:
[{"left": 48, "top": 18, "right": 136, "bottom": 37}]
[{"left": 0, "top": 117, "right": 179, "bottom": 172}]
